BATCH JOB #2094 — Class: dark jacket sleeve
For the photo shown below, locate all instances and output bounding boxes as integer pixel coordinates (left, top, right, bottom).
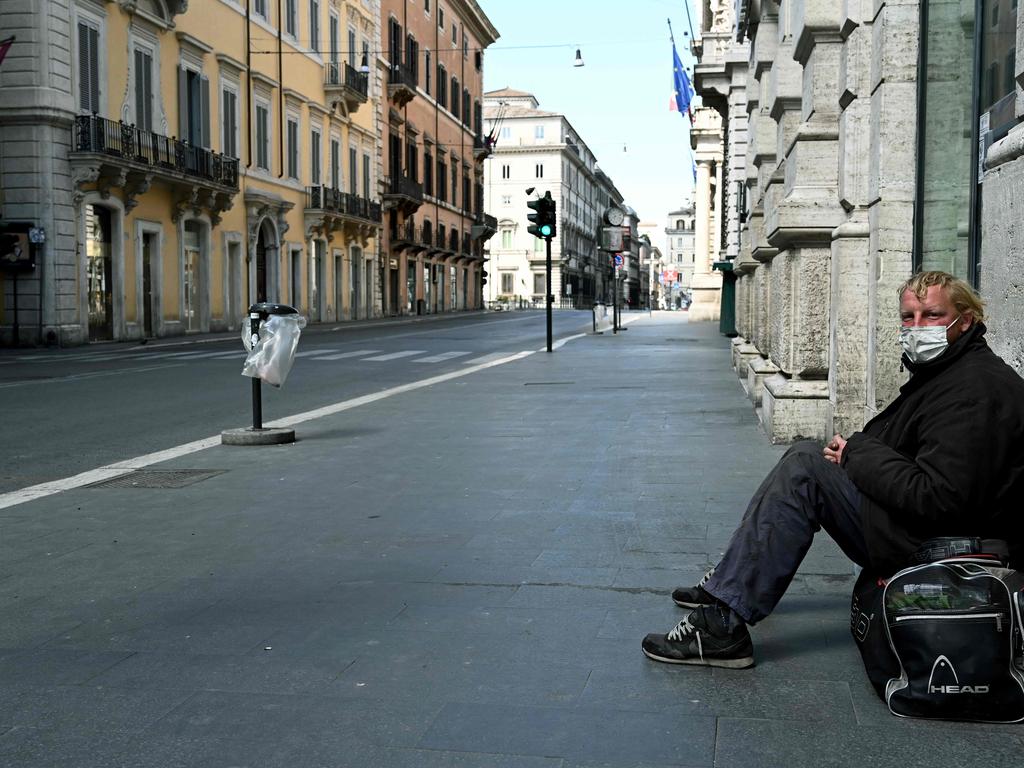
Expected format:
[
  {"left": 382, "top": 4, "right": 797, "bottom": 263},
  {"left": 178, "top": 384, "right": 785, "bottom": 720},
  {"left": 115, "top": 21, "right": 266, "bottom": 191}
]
[{"left": 841, "top": 396, "right": 996, "bottom": 526}]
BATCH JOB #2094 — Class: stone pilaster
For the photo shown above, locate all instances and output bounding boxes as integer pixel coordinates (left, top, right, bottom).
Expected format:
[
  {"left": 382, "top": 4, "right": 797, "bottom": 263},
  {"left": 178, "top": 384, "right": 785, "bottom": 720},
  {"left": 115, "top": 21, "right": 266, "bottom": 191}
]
[{"left": 690, "top": 108, "right": 724, "bottom": 322}]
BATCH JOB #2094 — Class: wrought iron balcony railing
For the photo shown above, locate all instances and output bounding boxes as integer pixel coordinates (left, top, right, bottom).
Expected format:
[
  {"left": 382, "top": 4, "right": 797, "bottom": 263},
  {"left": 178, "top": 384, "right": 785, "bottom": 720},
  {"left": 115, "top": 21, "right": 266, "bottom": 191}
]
[
  {"left": 306, "top": 186, "right": 382, "bottom": 223},
  {"left": 325, "top": 62, "right": 369, "bottom": 102},
  {"left": 72, "top": 114, "right": 239, "bottom": 189}
]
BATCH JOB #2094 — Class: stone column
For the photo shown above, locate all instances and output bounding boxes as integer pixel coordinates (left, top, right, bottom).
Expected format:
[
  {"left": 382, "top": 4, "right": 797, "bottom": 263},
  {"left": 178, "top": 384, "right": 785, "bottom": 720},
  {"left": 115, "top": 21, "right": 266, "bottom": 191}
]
[{"left": 689, "top": 108, "right": 723, "bottom": 322}]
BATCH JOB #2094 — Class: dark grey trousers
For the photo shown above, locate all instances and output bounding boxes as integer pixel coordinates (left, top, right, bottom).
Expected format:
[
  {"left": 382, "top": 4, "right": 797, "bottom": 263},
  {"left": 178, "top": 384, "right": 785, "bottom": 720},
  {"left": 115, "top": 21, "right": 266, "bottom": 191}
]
[{"left": 702, "top": 440, "right": 868, "bottom": 625}]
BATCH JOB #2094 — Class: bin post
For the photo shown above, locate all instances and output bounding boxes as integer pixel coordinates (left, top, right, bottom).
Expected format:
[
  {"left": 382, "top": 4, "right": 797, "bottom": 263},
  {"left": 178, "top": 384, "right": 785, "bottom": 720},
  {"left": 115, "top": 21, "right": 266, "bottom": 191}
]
[{"left": 222, "top": 302, "right": 302, "bottom": 446}]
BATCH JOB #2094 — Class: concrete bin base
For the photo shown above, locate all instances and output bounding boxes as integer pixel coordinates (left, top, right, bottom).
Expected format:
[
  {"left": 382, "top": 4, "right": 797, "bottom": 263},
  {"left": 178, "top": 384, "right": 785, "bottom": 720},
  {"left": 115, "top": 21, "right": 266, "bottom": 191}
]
[{"left": 221, "top": 427, "right": 296, "bottom": 446}]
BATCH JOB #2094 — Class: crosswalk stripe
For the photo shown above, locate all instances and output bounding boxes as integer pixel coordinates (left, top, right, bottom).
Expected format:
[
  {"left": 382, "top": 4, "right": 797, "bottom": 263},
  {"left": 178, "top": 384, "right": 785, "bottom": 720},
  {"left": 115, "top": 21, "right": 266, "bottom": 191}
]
[
  {"left": 293, "top": 348, "right": 342, "bottom": 358},
  {"left": 461, "top": 352, "right": 508, "bottom": 366},
  {"left": 362, "top": 350, "right": 427, "bottom": 361},
  {"left": 412, "top": 351, "right": 472, "bottom": 363},
  {"left": 311, "top": 349, "right": 381, "bottom": 360}
]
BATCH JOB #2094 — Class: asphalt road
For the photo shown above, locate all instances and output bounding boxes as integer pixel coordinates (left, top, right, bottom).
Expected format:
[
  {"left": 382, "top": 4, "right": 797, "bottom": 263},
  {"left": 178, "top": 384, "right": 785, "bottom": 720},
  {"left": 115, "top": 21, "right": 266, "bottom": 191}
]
[{"left": 0, "top": 310, "right": 596, "bottom": 494}]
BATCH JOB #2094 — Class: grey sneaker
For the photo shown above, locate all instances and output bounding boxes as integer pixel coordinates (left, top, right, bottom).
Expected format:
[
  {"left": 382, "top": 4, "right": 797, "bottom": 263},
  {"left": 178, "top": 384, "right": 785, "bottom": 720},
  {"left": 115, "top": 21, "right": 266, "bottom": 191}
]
[
  {"left": 642, "top": 604, "right": 755, "bottom": 669},
  {"left": 671, "top": 567, "right": 717, "bottom": 608}
]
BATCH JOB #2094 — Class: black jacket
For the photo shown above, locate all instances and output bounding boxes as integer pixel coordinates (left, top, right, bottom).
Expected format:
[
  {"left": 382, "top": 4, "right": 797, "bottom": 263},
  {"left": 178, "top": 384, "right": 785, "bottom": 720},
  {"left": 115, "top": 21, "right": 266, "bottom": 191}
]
[{"left": 841, "top": 323, "right": 1024, "bottom": 575}]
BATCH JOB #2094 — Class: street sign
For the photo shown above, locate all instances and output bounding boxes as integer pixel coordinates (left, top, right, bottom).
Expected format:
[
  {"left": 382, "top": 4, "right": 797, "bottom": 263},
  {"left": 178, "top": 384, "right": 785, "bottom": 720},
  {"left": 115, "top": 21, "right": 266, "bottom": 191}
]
[{"left": 614, "top": 254, "right": 623, "bottom": 267}]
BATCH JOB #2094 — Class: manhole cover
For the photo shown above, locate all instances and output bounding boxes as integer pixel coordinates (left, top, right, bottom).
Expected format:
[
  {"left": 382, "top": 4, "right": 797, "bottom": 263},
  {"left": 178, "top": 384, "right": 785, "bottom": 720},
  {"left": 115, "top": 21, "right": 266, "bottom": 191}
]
[{"left": 87, "top": 469, "right": 226, "bottom": 489}]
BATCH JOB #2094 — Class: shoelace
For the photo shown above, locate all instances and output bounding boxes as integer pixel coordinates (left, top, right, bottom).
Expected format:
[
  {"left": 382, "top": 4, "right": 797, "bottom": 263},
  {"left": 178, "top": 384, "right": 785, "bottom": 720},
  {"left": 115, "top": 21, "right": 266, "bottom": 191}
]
[{"left": 666, "top": 614, "right": 704, "bottom": 660}]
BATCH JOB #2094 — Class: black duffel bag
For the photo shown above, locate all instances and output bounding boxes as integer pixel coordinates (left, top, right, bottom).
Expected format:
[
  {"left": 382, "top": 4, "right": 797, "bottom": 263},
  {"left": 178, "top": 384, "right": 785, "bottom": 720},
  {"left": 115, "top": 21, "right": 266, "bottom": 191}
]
[{"left": 851, "top": 537, "right": 1024, "bottom": 722}]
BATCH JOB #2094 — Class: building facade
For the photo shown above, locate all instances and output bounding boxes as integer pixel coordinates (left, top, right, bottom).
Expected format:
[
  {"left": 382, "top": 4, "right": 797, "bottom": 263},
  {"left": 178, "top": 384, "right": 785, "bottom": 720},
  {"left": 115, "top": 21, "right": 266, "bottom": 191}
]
[
  {"left": 0, "top": 0, "right": 385, "bottom": 346},
  {"left": 482, "top": 88, "right": 626, "bottom": 308},
  {"left": 664, "top": 202, "right": 696, "bottom": 303},
  {"left": 691, "top": 0, "right": 1024, "bottom": 444},
  {"left": 377, "top": 0, "right": 497, "bottom": 317}
]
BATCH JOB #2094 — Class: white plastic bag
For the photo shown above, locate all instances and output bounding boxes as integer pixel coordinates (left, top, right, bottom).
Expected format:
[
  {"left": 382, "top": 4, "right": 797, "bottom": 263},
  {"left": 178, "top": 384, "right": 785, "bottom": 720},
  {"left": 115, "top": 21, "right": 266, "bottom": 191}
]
[{"left": 241, "top": 314, "right": 307, "bottom": 387}]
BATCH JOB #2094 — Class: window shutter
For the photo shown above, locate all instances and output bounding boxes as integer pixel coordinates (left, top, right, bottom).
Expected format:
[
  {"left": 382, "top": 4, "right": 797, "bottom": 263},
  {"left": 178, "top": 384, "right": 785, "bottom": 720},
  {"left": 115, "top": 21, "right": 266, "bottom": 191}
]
[
  {"left": 200, "top": 75, "right": 211, "bottom": 149},
  {"left": 177, "top": 66, "right": 188, "bottom": 140},
  {"left": 142, "top": 54, "right": 153, "bottom": 131},
  {"left": 133, "top": 50, "right": 144, "bottom": 126},
  {"left": 88, "top": 27, "right": 99, "bottom": 114}
]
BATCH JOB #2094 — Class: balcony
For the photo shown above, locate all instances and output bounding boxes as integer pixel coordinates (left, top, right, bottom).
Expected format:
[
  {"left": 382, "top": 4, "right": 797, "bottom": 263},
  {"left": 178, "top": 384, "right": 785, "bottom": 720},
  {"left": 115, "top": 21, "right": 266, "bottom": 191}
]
[
  {"left": 471, "top": 212, "right": 498, "bottom": 242},
  {"left": 472, "top": 134, "right": 492, "bottom": 161},
  {"left": 324, "top": 62, "right": 369, "bottom": 113},
  {"left": 387, "top": 62, "right": 417, "bottom": 108},
  {"left": 305, "top": 186, "right": 382, "bottom": 241},
  {"left": 383, "top": 173, "right": 423, "bottom": 214},
  {"left": 69, "top": 114, "right": 238, "bottom": 222}
]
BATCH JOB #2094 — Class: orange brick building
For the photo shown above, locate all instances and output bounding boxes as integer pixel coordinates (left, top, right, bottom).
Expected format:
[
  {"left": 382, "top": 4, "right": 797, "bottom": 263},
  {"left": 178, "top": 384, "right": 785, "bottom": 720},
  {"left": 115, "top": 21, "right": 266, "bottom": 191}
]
[{"left": 378, "top": 0, "right": 498, "bottom": 315}]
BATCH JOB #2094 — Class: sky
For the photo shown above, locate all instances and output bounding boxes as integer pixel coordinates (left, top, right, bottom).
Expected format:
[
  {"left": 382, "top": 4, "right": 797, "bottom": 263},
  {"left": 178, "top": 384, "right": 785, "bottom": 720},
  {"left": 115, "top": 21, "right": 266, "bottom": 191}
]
[{"left": 479, "top": 0, "right": 699, "bottom": 256}]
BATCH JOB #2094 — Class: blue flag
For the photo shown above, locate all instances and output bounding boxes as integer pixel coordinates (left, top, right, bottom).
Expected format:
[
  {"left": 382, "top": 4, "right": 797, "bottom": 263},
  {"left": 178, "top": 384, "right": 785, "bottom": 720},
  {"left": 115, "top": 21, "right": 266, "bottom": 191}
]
[{"left": 672, "top": 41, "right": 694, "bottom": 115}]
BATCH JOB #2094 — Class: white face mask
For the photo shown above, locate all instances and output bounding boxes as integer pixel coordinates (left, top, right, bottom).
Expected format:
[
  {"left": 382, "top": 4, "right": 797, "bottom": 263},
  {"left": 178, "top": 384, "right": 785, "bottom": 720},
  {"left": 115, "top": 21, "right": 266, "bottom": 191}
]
[{"left": 898, "top": 315, "right": 960, "bottom": 364}]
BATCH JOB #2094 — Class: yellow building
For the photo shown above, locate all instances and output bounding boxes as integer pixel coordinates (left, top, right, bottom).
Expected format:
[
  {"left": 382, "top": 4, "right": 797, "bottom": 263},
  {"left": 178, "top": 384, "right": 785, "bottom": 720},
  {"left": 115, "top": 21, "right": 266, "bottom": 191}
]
[{"left": 0, "top": 0, "right": 383, "bottom": 345}]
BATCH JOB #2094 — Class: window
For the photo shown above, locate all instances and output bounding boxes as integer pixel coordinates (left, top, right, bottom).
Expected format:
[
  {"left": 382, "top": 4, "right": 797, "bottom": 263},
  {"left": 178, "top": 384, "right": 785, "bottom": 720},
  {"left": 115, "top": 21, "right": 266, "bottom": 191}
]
[
  {"left": 437, "top": 65, "right": 447, "bottom": 107},
  {"left": 331, "top": 137, "right": 341, "bottom": 188},
  {"left": 424, "top": 148, "right": 433, "bottom": 195},
  {"left": 451, "top": 76, "right": 459, "bottom": 116},
  {"left": 501, "top": 195, "right": 511, "bottom": 205},
  {"left": 286, "top": 117, "right": 299, "bottom": 179},
  {"left": 424, "top": 0, "right": 431, "bottom": 13},
  {"left": 463, "top": 35, "right": 468, "bottom": 59},
  {"left": 500, "top": 126, "right": 510, "bottom": 140},
  {"left": 221, "top": 86, "right": 238, "bottom": 158},
  {"left": 501, "top": 164, "right": 510, "bottom": 179},
  {"left": 501, "top": 230, "right": 512, "bottom": 249},
  {"left": 254, "top": 0, "right": 267, "bottom": 19},
  {"left": 451, "top": 166, "right": 458, "bottom": 206},
  {"left": 535, "top": 125, "right": 545, "bottom": 139},
  {"left": 451, "top": 22, "right": 457, "bottom": 44},
  {"left": 133, "top": 47, "right": 154, "bottom": 131},
  {"left": 475, "top": 50, "right": 482, "bottom": 71},
  {"left": 255, "top": 102, "right": 270, "bottom": 170},
  {"left": 425, "top": 51, "right": 431, "bottom": 94},
  {"left": 285, "top": 0, "right": 297, "bottom": 37},
  {"left": 406, "top": 34, "right": 419, "bottom": 84},
  {"left": 311, "top": 128, "right": 321, "bottom": 185},
  {"left": 309, "top": 0, "right": 321, "bottom": 53},
  {"left": 676, "top": 219, "right": 683, "bottom": 228},
  {"left": 77, "top": 17, "right": 101, "bottom": 114},
  {"left": 501, "top": 273, "right": 514, "bottom": 293},
  {"left": 437, "top": 157, "right": 447, "bottom": 201},
  {"left": 535, "top": 163, "right": 544, "bottom": 179},
  {"left": 533, "top": 273, "right": 546, "bottom": 295},
  {"left": 348, "top": 27, "right": 357, "bottom": 68},
  {"left": 363, "top": 153, "right": 371, "bottom": 197},
  {"left": 179, "top": 66, "right": 210, "bottom": 148},
  {"left": 329, "top": 15, "right": 339, "bottom": 66},
  {"left": 438, "top": 7, "right": 444, "bottom": 28},
  {"left": 349, "top": 146, "right": 357, "bottom": 195}
]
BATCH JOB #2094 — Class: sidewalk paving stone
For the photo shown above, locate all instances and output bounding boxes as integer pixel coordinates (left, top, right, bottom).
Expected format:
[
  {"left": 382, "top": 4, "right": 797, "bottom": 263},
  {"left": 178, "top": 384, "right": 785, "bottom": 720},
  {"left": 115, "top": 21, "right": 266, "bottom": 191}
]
[{"left": 2, "top": 313, "right": 1022, "bottom": 766}]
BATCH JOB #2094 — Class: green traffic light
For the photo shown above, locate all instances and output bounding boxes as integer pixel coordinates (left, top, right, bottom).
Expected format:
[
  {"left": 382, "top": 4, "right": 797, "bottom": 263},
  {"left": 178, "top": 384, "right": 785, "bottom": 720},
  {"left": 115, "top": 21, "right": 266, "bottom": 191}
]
[{"left": 539, "top": 225, "right": 552, "bottom": 237}]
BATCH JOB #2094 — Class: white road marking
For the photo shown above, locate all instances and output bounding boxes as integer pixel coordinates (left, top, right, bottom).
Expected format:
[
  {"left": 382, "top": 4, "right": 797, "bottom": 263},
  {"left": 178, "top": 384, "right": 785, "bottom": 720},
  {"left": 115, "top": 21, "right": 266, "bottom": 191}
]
[
  {"left": 545, "top": 333, "right": 588, "bottom": 351},
  {"left": 412, "top": 351, "right": 472, "bottom": 363},
  {"left": 461, "top": 352, "right": 508, "bottom": 366},
  {"left": 0, "top": 349, "right": 537, "bottom": 511},
  {"left": 293, "top": 348, "right": 342, "bottom": 358},
  {"left": 362, "top": 350, "right": 426, "bottom": 361},
  {"left": 313, "top": 349, "right": 382, "bottom": 360}
]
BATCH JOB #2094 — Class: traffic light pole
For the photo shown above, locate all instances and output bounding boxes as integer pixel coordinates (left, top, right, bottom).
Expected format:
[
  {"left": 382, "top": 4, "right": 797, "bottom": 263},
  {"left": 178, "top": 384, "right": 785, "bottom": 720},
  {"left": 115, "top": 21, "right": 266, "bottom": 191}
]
[
  {"left": 545, "top": 236, "right": 553, "bottom": 352},
  {"left": 612, "top": 258, "right": 618, "bottom": 335}
]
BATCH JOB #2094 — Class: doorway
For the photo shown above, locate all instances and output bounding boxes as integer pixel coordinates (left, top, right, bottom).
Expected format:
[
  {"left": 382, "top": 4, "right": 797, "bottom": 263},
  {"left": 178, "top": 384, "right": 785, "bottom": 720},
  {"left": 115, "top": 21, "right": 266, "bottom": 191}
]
[
  {"left": 335, "top": 252, "right": 344, "bottom": 320},
  {"left": 87, "top": 205, "right": 113, "bottom": 341},
  {"left": 255, "top": 224, "right": 270, "bottom": 302},
  {"left": 183, "top": 221, "right": 201, "bottom": 331},
  {"left": 141, "top": 231, "right": 156, "bottom": 337},
  {"left": 350, "top": 246, "right": 362, "bottom": 320}
]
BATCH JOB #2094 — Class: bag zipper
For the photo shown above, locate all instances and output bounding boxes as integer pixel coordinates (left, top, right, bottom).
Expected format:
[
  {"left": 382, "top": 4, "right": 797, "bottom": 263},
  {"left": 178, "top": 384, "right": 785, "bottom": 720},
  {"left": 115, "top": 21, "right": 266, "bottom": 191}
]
[{"left": 893, "top": 611, "right": 1004, "bottom": 631}]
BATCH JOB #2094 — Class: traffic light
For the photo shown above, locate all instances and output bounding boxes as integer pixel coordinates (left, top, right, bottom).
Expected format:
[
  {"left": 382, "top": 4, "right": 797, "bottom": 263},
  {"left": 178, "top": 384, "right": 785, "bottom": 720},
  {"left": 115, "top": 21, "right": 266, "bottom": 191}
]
[
  {"left": 527, "top": 191, "right": 556, "bottom": 240},
  {"left": 480, "top": 269, "right": 488, "bottom": 286}
]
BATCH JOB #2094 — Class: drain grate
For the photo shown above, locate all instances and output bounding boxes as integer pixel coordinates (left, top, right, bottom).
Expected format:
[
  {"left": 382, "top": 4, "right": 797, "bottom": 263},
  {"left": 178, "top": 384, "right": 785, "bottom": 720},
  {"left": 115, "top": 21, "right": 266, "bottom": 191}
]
[{"left": 87, "top": 469, "right": 226, "bottom": 489}]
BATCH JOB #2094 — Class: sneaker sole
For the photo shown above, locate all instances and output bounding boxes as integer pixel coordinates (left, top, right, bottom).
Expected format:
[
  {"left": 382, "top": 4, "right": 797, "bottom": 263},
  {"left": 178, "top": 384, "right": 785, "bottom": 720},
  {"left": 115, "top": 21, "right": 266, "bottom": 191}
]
[{"left": 642, "top": 646, "right": 755, "bottom": 669}]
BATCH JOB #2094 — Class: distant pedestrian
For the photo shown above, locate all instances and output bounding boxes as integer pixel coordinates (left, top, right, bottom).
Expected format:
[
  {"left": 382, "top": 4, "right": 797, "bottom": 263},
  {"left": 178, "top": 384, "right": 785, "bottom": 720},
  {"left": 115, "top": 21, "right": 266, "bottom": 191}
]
[{"left": 642, "top": 271, "right": 1024, "bottom": 668}]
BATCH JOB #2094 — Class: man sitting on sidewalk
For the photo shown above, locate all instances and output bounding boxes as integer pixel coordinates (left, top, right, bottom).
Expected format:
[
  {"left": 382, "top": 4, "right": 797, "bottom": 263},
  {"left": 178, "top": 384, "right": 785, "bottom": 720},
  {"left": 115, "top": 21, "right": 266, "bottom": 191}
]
[{"left": 642, "top": 270, "right": 1024, "bottom": 668}]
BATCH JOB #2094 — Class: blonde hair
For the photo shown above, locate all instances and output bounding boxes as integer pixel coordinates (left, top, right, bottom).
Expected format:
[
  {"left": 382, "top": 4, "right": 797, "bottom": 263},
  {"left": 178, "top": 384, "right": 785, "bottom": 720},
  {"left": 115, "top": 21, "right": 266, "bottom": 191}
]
[{"left": 899, "top": 270, "right": 986, "bottom": 323}]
